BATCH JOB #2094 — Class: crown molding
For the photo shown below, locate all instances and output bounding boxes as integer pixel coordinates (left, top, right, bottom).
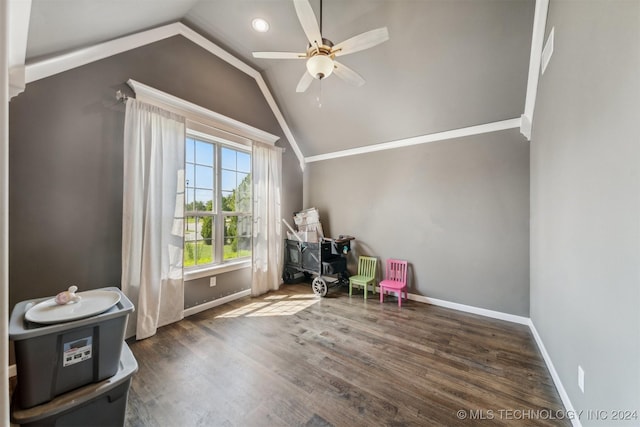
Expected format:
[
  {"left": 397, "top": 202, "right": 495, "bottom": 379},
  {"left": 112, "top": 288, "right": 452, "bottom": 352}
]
[
  {"left": 23, "top": 22, "right": 305, "bottom": 170},
  {"left": 128, "top": 78, "right": 279, "bottom": 146},
  {"left": 305, "top": 118, "right": 522, "bottom": 164},
  {"left": 20, "top": 1, "right": 548, "bottom": 168},
  {"left": 25, "top": 23, "right": 180, "bottom": 84},
  {"left": 521, "top": 0, "right": 550, "bottom": 140},
  {"left": 8, "top": 0, "right": 31, "bottom": 99}
]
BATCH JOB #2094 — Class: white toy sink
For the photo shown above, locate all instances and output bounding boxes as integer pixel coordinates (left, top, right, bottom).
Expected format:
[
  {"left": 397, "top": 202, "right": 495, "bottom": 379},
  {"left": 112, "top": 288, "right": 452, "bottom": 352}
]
[{"left": 25, "top": 290, "right": 121, "bottom": 324}]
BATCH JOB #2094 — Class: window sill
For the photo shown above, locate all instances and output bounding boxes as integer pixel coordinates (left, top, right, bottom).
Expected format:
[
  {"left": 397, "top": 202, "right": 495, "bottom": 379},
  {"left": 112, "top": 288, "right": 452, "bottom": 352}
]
[{"left": 184, "top": 259, "right": 251, "bottom": 282}]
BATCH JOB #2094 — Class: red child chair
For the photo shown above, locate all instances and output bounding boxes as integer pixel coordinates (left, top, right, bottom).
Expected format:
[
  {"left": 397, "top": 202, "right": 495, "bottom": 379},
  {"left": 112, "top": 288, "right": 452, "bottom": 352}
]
[{"left": 379, "top": 259, "right": 408, "bottom": 307}]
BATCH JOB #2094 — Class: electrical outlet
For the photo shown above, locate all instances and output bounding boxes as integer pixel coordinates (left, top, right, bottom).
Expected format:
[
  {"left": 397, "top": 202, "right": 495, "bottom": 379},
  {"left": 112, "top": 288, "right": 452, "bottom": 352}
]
[
  {"left": 209, "top": 277, "right": 217, "bottom": 287},
  {"left": 578, "top": 365, "right": 585, "bottom": 393}
]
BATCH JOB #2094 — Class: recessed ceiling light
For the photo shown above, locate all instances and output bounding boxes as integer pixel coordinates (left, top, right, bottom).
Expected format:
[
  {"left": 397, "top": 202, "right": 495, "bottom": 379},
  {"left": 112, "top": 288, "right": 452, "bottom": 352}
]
[{"left": 252, "top": 18, "right": 270, "bottom": 33}]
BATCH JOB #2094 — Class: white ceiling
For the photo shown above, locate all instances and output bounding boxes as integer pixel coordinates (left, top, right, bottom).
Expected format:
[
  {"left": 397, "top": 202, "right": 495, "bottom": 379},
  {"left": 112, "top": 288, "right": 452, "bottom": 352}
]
[{"left": 25, "top": 0, "right": 535, "bottom": 157}]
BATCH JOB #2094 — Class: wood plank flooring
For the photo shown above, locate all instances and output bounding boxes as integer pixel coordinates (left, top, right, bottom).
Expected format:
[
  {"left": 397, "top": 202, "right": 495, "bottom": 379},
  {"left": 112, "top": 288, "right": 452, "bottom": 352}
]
[{"left": 125, "top": 284, "right": 570, "bottom": 427}]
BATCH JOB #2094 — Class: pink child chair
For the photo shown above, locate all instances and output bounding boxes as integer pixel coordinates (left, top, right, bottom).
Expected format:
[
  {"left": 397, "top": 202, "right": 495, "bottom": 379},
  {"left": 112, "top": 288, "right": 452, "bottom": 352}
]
[{"left": 379, "top": 259, "right": 408, "bottom": 307}]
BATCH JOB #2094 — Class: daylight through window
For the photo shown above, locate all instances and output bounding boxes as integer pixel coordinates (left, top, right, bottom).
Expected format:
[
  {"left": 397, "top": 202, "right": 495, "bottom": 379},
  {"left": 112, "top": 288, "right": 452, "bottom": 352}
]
[{"left": 184, "top": 134, "right": 252, "bottom": 268}]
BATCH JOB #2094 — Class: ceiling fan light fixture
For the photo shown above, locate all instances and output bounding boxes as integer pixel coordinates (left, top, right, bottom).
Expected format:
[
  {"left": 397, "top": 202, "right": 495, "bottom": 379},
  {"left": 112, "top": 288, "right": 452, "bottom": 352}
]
[
  {"left": 306, "top": 54, "right": 334, "bottom": 80},
  {"left": 251, "top": 18, "right": 270, "bottom": 33}
]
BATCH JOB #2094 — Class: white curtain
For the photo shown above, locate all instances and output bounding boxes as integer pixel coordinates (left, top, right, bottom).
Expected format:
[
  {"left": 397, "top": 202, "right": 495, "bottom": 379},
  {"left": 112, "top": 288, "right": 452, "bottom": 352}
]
[
  {"left": 121, "top": 99, "right": 185, "bottom": 340},
  {"left": 252, "top": 143, "right": 283, "bottom": 296}
]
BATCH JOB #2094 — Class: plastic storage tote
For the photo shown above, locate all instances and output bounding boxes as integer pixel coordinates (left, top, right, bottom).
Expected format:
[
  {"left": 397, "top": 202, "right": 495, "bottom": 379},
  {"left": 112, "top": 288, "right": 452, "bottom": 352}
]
[
  {"left": 9, "top": 287, "right": 134, "bottom": 408},
  {"left": 11, "top": 343, "right": 138, "bottom": 427}
]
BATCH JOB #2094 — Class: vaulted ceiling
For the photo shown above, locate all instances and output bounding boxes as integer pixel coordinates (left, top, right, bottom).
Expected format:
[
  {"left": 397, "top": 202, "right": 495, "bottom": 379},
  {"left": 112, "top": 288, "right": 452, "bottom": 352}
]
[{"left": 25, "top": 0, "right": 535, "bottom": 158}]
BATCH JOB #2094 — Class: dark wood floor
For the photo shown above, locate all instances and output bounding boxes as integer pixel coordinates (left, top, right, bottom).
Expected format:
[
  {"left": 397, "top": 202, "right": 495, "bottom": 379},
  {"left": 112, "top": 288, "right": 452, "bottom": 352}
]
[{"left": 125, "top": 284, "right": 569, "bottom": 427}]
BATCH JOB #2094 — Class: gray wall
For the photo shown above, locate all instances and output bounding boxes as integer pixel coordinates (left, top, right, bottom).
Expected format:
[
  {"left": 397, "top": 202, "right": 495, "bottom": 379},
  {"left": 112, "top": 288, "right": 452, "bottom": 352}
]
[
  {"left": 8, "top": 35, "right": 303, "bottom": 311},
  {"left": 530, "top": 0, "right": 640, "bottom": 422},
  {"left": 305, "top": 128, "right": 530, "bottom": 316},
  {"left": 185, "top": 268, "right": 252, "bottom": 308}
]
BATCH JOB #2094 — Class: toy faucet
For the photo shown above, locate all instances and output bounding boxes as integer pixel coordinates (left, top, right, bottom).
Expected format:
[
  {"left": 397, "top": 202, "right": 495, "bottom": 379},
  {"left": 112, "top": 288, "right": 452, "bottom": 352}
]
[{"left": 54, "top": 286, "right": 81, "bottom": 305}]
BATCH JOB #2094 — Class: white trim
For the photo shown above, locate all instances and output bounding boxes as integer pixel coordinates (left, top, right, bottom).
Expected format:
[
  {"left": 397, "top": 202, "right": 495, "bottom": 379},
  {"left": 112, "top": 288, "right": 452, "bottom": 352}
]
[
  {"left": 541, "top": 27, "right": 555, "bottom": 75},
  {"left": 128, "top": 79, "right": 279, "bottom": 146},
  {"left": 254, "top": 77, "right": 306, "bottom": 171},
  {"left": 8, "top": 365, "right": 15, "bottom": 378},
  {"left": 8, "top": 0, "right": 31, "bottom": 98},
  {"left": 528, "top": 320, "right": 582, "bottom": 427},
  {"left": 25, "top": 23, "right": 182, "bottom": 83},
  {"left": 520, "top": 114, "right": 532, "bottom": 140},
  {"left": 8, "top": 0, "right": 31, "bottom": 67},
  {"left": 1, "top": 1, "right": 10, "bottom": 423},
  {"left": 404, "top": 292, "right": 578, "bottom": 425},
  {"left": 407, "top": 292, "right": 530, "bottom": 325},
  {"left": 305, "top": 118, "right": 522, "bottom": 163},
  {"left": 23, "top": 22, "right": 306, "bottom": 169},
  {"left": 188, "top": 127, "right": 251, "bottom": 151},
  {"left": 175, "top": 25, "right": 305, "bottom": 169},
  {"left": 184, "top": 260, "right": 251, "bottom": 282},
  {"left": 9, "top": 65, "right": 25, "bottom": 99},
  {"left": 183, "top": 289, "right": 251, "bottom": 317},
  {"left": 521, "top": 0, "right": 550, "bottom": 140}
]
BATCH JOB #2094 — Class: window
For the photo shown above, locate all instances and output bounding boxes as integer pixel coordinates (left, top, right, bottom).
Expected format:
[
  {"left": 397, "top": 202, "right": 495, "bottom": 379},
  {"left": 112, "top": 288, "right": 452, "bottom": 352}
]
[{"left": 184, "top": 134, "right": 252, "bottom": 268}]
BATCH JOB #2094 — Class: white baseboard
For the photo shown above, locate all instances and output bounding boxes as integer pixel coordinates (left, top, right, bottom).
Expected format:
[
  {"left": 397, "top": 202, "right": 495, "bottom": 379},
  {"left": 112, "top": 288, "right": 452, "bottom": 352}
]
[
  {"left": 7, "top": 287, "right": 577, "bottom": 424},
  {"left": 407, "top": 292, "right": 530, "bottom": 325},
  {"left": 528, "top": 320, "right": 582, "bottom": 427},
  {"left": 405, "top": 291, "right": 578, "bottom": 425},
  {"left": 183, "top": 289, "right": 251, "bottom": 317}
]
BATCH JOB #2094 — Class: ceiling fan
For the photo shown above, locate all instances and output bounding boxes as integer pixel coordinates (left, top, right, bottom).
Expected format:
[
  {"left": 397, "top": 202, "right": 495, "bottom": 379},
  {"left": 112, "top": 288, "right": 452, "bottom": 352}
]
[{"left": 252, "top": 0, "right": 389, "bottom": 93}]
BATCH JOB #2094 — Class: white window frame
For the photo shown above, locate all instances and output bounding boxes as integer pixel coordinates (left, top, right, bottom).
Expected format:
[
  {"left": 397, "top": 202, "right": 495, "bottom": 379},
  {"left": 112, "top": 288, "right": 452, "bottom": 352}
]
[{"left": 185, "top": 130, "right": 253, "bottom": 269}]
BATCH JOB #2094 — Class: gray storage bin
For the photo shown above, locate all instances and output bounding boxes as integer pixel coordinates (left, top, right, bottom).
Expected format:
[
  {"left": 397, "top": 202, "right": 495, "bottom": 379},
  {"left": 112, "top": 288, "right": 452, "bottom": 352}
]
[
  {"left": 11, "top": 343, "right": 138, "bottom": 427},
  {"left": 9, "top": 287, "right": 134, "bottom": 409}
]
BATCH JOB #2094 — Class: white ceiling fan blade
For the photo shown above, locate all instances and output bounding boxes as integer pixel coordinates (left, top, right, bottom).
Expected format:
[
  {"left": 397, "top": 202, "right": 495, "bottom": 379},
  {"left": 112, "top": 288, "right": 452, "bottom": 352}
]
[
  {"left": 252, "top": 52, "right": 306, "bottom": 59},
  {"left": 296, "top": 71, "right": 314, "bottom": 93},
  {"left": 333, "top": 61, "right": 365, "bottom": 87},
  {"left": 333, "top": 27, "right": 389, "bottom": 57},
  {"left": 293, "top": 0, "right": 322, "bottom": 48}
]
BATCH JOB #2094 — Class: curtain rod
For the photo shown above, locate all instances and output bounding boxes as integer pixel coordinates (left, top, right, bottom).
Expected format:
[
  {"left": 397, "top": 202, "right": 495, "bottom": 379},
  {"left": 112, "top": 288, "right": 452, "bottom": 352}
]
[
  {"left": 115, "top": 89, "right": 285, "bottom": 153},
  {"left": 116, "top": 90, "right": 129, "bottom": 102}
]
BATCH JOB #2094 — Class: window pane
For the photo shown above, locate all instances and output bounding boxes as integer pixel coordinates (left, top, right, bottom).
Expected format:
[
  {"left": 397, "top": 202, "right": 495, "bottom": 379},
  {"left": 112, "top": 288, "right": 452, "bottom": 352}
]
[
  {"left": 221, "top": 170, "right": 236, "bottom": 192},
  {"left": 195, "top": 165, "right": 213, "bottom": 190},
  {"left": 238, "top": 237, "right": 252, "bottom": 257},
  {"left": 186, "top": 138, "right": 195, "bottom": 163},
  {"left": 237, "top": 172, "right": 249, "bottom": 188},
  {"left": 185, "top": 188, "right": 194, "bottom": 211},
  {"left": 237, "top": 151, "right": 251, "bottom": 173},
  {"left": 184, "top": 215, "right": 197, "bottom": 267},
  {"left": 184, "top": 216, "right": 215, "bottom": 266},
  {"left": 185, "top": 163, "right": 194, "bottom": 188},
  {"left": 184, "top": 241, "right": 196, "bottom": 267},
  {"left": 236, "top": 173, "right": 251, "bottom": 213},
  {"left": 223, "top": 215, "right": 252, "bottom": 260},
  {"left": 221, "top": 191, "right": 234, "bottom": 212},
  {"left": 198, "top": 216, "right": 212, "bottom": 241},
  {"left": 185, "top": 216, "right": 197, "bottom": 242},
  {"left": 221, "top": 147, "right": 236, "bottom": 170},
  {"left": 237, "top": 191, "right": 251, "bottom": 213},
  {"left": 223, "top": 216, "right": 238, "bottom": 260},
  {"left": 185, "top": 137, "right": 252, "bottom": 268},
  {"left": 237, "top": 216, "right": 252, "bottom": 239},
  {"left": 195, "top": 141, "right": 214, "bottom": 166},
  {"left": 195, "top": 189, "right": 213, "bottom": 211},
  {"left": 195, "top": 239, "right": 213, "bottom": 265}
]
